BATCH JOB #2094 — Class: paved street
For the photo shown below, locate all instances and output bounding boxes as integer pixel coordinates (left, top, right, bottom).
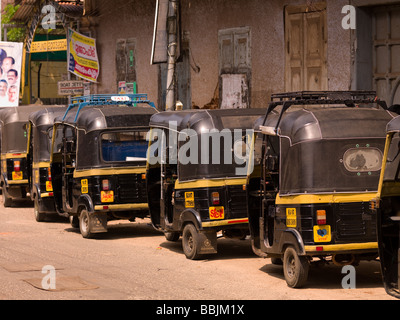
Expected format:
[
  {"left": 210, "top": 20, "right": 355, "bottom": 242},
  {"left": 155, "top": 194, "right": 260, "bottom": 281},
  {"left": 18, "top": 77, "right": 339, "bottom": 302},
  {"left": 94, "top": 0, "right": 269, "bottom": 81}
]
[{"left": 0, "top": 199, "right": 395, "bottom": 302}]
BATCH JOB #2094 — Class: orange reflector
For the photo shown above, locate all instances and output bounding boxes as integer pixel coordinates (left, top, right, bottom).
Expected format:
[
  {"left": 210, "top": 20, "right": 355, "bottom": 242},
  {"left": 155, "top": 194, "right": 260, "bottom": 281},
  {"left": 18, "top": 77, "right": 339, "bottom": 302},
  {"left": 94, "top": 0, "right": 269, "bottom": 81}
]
[
  {"left": 14, "top": 160, "right": 20, "bottom": 172},
  {"left": 211, "top": 192, "right": 220, "bottom": 205},
  {"left": 142, "top": 173, "right": 146, "bottom": 180},
  {"left": 102, "top": 179, "right": 110, "bottom": 191},
  {"left": 316, "top": 210, "right": 326, "bottom": 225}
]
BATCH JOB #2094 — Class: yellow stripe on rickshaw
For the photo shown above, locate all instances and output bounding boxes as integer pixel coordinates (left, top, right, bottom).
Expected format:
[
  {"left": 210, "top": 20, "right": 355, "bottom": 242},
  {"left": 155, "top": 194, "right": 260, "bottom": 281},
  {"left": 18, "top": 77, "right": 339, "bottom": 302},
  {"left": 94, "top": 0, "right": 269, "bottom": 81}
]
[
  {"left": 94, "top": 203, "right": 149, "bottom": 211},
  {"left": 1, "top": 153, "right": 28, "bottom": 160},
  {"left": 7, "top": 179, "right": 29, "bottom": 184},
  {"left": 174, "top": 178, "right": 247, "bottom": 190},
  {"left": 276, "top": 192, "right": 378, "bottom": 205},
  {"left": 32, "top": 161, "right": 51, "bottom": 169},
  {"left": 304, "top": 242, "right": 378, "bottom": 253},
  {"left": 73, "top": 167, "right": 146, "bottom": 178},
  {"left": 202, "top": 217, "right": 249, "bottom": 227}
]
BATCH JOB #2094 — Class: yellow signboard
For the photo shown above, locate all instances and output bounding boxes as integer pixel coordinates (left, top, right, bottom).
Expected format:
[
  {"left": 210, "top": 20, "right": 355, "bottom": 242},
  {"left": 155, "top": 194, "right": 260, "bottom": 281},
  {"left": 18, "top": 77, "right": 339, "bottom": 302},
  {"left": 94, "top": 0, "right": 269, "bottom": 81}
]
[{"left": 30, "top": 39, "right": 67, "bottom": 53}]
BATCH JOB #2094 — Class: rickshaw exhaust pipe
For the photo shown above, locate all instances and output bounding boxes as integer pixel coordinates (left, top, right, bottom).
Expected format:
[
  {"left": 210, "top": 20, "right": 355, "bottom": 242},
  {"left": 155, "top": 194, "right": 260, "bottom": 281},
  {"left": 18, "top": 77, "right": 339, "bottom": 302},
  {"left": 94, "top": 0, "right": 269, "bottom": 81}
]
[{"left": 332, "top": 254, "right": 355, "bottom": 267}]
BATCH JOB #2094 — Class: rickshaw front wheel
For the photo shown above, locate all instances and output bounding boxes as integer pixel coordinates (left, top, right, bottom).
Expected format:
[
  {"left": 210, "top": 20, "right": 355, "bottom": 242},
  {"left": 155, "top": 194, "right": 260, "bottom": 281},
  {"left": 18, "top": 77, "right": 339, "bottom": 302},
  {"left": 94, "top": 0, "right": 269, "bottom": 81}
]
[
  {"left": 165, "top": 231, "right": 180, "bottom": 242},
  {"left": 283, "top": 246, "right": 309, "bottom": 288},
  {"left": 70, "top": 215, "right": 79, "bottom": 228},
  {"left": 34, "top": 197, "right": 46, "bottom": 222},
  {"left": 182, "top": 223, "right": 201, "bottom": 260},
  {"left": 79, "top": 209, "right": 93, "bottom": 239}
]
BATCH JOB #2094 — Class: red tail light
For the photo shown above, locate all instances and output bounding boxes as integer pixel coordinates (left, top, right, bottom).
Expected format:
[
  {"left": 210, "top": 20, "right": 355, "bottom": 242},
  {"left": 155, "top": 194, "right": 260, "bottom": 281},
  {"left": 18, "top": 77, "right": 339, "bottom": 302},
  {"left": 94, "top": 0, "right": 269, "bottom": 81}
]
[
  {"left": 316, "top": 210, "right": 326, "bottom": 225},
  {"left": 102, "top": 179, "right": 110, "bottom": 191},
  {"left": 211, "top": 192, "right": 220, "bottom": 205},
  {"left": 47, "top": 167, "right": 52, "bottom": 181},
  {"left": 14, "top": 160, "right": 20, "bottom": 172}
]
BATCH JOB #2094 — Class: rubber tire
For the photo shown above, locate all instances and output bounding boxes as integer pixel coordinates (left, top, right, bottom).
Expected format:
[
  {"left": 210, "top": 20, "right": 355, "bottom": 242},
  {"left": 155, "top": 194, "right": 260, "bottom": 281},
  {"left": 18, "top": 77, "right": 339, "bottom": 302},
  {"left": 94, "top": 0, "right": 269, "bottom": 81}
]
[
  {"left": 165, "top": 231, "right": 180, "bottom": 242},
  {"left": 182, "top": 224, "right": 201, "bottom": 260},
  {"left": 79, "top": 209, "right": 93, "bottom": 239},
  {"left": 2, "top": 187, "right": 12, "bottom": 208},
  {"left": 34, "top": 197, "right": 46, "bottom": 222},
  {"left": 283, "top": 246, "right": 309, "bottom": 288},
  {"left": 70, "top": 215, "right": 79, "bottom": 228}
]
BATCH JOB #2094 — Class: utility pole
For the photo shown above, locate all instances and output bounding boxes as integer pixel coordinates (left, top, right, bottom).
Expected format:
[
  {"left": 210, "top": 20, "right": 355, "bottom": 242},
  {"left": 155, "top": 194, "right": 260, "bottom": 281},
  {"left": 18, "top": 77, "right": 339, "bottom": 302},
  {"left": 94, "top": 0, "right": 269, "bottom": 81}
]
[{"left": 165, "top": 0, "right": 177, "bottom": 111}]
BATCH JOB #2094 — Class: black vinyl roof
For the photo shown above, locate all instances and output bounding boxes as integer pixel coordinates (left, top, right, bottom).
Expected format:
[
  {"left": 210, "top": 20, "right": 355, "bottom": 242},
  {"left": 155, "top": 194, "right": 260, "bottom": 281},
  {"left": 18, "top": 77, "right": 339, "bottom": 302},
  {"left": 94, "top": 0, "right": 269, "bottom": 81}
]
[
  {"left": 255, "top": 106, "right": 395, "bottom": 144},
  {"left": 28, "top": 106, "right": 67, "bottom": 127},
  {"left": 55, "top": 105, "right": 158, "bottom": 131},
  {"left": 150, "top": 108, "right": 267, "bottom": 132},
  {"left": 0, "top": 105, "right": 53, "bottom": 125},
  {"left": 386, "top": 115, "right": 400, "bottom": 133}
]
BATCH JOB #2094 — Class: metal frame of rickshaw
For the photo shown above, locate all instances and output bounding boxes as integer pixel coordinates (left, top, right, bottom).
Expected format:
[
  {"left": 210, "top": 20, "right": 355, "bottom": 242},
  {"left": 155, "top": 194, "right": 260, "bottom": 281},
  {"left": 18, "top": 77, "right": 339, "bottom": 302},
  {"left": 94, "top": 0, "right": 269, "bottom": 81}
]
[
  {"left": 146, "top": 108, "right": 267, "bottom": 260},
  {"left": 248, "top": 90, "right": 391, "bottom": 288},
  {"left": 373, "top": 115, "right": 400, "bottom": 299},
  {"left": 0, "top": 105, "right": 50, "bottom": 207},
  {"left": 27, "top": 106, "right": 67, "bottom": 222},
  {"left": 50, "top": 94, "right": 157, "bottom": 238}
]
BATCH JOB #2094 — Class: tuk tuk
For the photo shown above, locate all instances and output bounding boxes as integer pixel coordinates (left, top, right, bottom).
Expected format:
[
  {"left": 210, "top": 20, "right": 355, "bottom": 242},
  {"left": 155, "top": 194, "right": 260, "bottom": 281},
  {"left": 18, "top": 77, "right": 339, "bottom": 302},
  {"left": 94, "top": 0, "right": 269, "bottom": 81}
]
[
  {"left": 247, "top": 91, "right": 393, "bottom": 288},
  {"left": 146, "top": 108, "right": 266, "bottom": 259},
  {"left": 27, "top": 106, "right": 67, "bottom": 221},
  {"left": 372, "top": 115, "right": 400, "bottom": 298},
  {"left": 50, "top": 94, "right": 157, "bottom": 238},
  {"left": 0, "top": 105, "right": 49, "bottom": 207}
]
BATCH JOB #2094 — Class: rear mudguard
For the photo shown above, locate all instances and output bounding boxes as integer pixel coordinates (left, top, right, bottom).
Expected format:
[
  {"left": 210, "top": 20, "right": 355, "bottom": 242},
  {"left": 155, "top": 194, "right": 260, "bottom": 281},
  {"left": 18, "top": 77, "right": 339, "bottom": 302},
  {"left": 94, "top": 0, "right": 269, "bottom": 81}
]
[{"left": 278, "top": 228, "right": 306, "bottom": 256}]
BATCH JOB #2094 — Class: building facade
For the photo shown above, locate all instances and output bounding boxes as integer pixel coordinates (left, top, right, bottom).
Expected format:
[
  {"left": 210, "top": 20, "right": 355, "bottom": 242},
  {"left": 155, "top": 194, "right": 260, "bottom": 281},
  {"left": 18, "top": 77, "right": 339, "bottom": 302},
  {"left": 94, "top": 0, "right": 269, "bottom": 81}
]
[{"left": 12, "top": 0, "right": 400, "bottom": 109}]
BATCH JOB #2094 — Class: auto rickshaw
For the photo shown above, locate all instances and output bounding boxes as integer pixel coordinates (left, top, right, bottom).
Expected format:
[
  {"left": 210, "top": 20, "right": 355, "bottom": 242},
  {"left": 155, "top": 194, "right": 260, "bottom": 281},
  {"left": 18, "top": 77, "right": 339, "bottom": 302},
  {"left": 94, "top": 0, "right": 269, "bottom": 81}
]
[
  {"left": 0, "top": 105, "right": 49, "bottom": 207},
  {"left": 372, "top": 114, "right": 400, "bottom": 299},
  {"left": 49, "top": 94, "right": 157, "bottom": 238},
  {"left": 247, "top": 91, "right": 393, "bottom": 288},
  {"left": 27, "top": 106, "right": 67, "bottom": 221},
  {"left": 146, "top": 108, "right": 266, "bottom": 259}
]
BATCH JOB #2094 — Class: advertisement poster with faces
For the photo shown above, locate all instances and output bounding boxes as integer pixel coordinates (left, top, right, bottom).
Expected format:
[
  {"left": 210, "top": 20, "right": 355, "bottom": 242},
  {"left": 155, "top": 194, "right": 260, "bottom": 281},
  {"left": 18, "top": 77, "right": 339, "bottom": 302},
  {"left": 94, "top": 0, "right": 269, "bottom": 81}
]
[{"left": 0, "top": 42, "right": 23, "bottom": 107}]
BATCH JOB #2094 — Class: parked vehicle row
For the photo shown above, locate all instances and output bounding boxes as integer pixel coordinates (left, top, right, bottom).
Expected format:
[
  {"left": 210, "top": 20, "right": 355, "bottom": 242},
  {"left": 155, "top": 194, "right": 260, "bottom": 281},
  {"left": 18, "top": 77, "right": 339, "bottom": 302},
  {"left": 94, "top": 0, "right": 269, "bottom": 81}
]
[{"left": 1, "top": 91, "right": 400, "bottom": 297}]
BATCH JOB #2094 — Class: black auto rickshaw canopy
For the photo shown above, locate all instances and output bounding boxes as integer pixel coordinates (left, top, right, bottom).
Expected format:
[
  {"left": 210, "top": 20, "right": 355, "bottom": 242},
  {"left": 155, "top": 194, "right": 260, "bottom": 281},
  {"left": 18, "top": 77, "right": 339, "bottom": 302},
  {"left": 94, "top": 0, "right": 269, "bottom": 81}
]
[
  {"left": 149, "top": 108, "right": 267, "bottom": 181},
  {"left": 0, "top": 105, "right": 51, "bottom": 153},
  {"left": 28, "top": 106, "right": 67, "bottom": 163},
  {"left": 53, "top": 96, "right": 158, "bottom": 170},
  {"left": 254, "top": 91, "right": 394, "bottom": 195}
]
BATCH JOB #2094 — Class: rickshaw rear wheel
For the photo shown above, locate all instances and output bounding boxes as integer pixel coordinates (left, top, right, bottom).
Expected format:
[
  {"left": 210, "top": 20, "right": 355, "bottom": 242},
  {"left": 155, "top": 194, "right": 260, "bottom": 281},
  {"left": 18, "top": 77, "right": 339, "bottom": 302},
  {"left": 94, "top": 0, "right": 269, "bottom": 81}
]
[
  {"left": 34, "top": 197, "right": 46, "bottom": 222},
  {"left": 79, "top": 209, "right": 93, "bottom": 239},
  {"left": 165, "top": 231, "right": 180, "bottom": 242},
  {"left": 182, "top": 223, "right": 201, "bottom": 260},
  {"left": 283, "top": 246, "right": 309, "bottom": 288}
]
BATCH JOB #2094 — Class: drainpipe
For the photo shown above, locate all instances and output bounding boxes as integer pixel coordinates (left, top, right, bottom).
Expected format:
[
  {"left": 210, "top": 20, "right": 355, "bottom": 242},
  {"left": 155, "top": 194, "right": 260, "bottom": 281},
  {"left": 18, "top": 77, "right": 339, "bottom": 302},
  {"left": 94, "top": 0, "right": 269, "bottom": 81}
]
[{"left": 165, "top": 0, "right": 177, "bottom": 111}]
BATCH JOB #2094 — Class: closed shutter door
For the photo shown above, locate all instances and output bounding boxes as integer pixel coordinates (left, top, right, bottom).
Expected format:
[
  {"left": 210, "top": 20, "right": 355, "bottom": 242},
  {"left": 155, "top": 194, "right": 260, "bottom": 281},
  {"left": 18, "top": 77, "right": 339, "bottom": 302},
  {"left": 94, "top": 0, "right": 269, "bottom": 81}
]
[
  {"left": 373, "top": 5, "right": 400, "bottom": 105},
  {"left": 285, "top": 3, "right": 327, "bottom": 92}
]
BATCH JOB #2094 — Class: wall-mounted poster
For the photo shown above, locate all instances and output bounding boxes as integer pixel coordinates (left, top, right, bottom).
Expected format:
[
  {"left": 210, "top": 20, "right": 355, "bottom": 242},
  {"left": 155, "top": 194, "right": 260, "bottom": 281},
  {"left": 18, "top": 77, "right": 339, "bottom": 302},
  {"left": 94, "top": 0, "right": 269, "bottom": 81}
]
[
  {"left": 67, "top": 28, "right": 99, "bottom": 83},
  {"left": 0, "top": 42, "right": 23, "bottom": 107}
]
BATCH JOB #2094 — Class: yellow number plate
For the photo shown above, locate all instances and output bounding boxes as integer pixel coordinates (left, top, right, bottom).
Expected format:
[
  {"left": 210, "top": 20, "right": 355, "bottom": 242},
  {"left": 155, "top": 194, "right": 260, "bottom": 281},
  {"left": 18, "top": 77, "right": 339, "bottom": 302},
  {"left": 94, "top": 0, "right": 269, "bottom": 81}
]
[
  {"left": 12, "top": 171, "right": 23, "bottom": 180},
  {"left": 209, "top": 206, "right": 224, "bottom": 220},
  {"left": 185, "top": 191, "right": 195, "bottom": 208},
  {"left": 101, "top": 190, "right": 114, "bottom": 203},
  {"left": 313, "top": 225, "right": 332, "bottom": 243},
  {"left": 46, "top": 181, "right": 53, "bottom": 191},
  {"left": 81, "top": 179, "right": 88, "bottom": 194},
  {"left": 286, "top": 208, "right": 297, "bottom": 227}
]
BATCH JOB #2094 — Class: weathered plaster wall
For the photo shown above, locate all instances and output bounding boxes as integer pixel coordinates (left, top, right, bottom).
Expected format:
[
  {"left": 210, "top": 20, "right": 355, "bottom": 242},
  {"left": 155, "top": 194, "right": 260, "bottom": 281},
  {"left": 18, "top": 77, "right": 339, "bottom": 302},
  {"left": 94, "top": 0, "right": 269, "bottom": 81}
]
[{"left": 92, "top": 0, "right": 358, "bottom": 109}]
